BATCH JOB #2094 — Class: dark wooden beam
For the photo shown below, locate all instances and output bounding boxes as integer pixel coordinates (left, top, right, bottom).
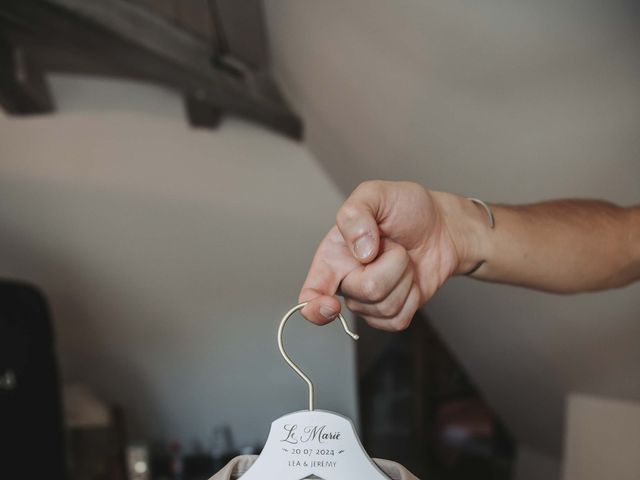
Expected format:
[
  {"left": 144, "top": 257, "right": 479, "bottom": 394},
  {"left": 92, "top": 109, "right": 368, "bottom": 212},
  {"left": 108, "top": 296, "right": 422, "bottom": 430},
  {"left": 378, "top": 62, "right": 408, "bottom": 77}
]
[
  {"left": 0, "top": 0, "right": 302, "bottom": 138},
  {"left": 183, "top": 90, "right": 222, "bottom": 128},
  {"left": 0, "top": 34, "right": 53, "bottom": 115},
  {"left": 207, "top": 0, "right": 269, "bottom": 70}
]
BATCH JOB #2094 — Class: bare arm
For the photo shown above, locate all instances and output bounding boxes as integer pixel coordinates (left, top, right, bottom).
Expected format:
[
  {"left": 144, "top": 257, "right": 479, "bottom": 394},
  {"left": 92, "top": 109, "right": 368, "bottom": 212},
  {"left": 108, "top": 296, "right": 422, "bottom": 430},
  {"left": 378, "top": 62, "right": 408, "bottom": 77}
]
[
  {"left": 441, "top": 194, "right": 640, "bottom": 293},
  {"left": 299, "top": 181, "right": 640, "bottom": 330}
]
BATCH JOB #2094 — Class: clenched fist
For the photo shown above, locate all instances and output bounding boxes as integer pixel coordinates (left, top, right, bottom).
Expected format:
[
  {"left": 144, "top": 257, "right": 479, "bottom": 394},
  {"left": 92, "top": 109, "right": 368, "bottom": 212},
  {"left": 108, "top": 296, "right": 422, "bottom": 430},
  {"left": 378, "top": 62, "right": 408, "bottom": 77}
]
[{"left": 298, "top": 181, "right": 487, "bottom": 331}]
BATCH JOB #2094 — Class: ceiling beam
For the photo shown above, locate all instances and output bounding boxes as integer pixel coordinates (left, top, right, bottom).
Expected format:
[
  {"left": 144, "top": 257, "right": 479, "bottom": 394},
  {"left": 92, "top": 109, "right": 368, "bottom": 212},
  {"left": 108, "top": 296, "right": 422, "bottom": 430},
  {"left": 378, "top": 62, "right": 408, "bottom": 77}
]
[
  {"left": 0, "top": 0, "right": 302, "bottom": 138},
  {"left": 0, "top": 34, "right": 53, "bottom": 115}
]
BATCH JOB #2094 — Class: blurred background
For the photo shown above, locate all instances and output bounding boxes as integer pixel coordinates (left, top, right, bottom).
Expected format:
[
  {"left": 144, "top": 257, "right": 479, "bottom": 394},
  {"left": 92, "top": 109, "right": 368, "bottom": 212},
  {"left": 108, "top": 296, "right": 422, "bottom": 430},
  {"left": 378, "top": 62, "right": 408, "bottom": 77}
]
[{"left": 0, "top": 1, "right": 639, "bottom": 480}]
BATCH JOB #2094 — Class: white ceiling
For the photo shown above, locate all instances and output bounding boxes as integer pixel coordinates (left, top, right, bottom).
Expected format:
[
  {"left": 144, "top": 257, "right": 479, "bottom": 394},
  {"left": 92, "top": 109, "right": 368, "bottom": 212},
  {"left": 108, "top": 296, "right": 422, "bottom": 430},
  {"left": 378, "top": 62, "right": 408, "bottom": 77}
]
[{"left": 265, "top": 0, "right": 640, "bottom": 456}]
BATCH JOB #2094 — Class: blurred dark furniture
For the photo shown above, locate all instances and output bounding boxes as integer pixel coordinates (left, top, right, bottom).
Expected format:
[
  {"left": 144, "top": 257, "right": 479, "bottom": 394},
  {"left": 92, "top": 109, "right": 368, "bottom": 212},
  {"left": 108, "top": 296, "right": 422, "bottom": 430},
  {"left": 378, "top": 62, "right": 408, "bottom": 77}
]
[
  {"left": 0, "top": 281, "right": 67, "bottom": 480},
  {"left": 357, "top": 311, "right": 515, "bottom": 479},
  {"left": 67, "top": 406, "right": 128, "bottom": 480}
]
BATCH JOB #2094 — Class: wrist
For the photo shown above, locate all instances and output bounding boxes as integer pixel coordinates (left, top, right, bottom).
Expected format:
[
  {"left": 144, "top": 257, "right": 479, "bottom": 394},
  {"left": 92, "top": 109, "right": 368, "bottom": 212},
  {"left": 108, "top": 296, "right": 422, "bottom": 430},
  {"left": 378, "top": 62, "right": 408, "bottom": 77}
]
[
  {"left": 431, "top": 191, "right": 493, "bottom": 275},
  {"left": 629, "top": 206, "right": 640, "bottom": 273}
]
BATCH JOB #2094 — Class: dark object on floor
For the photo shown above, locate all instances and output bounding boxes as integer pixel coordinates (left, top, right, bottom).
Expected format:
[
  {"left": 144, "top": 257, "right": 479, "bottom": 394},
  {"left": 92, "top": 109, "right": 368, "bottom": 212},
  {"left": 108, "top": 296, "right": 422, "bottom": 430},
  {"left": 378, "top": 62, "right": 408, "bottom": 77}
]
[
  {"left": 0, "top": 281, "right": 67, "bottom": 480},
  {"left": 184, "top": 453, "right": 216, "bottom": 480},
  {"left": 66, "top": 402, "right": 128, "bottom": 480}
]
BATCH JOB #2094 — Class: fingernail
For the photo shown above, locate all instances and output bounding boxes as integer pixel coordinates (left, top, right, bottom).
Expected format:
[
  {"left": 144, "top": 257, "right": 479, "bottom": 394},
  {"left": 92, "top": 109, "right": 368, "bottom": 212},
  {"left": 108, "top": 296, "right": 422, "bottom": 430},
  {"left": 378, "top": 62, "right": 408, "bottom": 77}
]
[
  {"left": 354, "top": 234, "right": 374, "bottom": 260},
  {"left": 319, "top": 306, "right": 337, "bottom": 320}
]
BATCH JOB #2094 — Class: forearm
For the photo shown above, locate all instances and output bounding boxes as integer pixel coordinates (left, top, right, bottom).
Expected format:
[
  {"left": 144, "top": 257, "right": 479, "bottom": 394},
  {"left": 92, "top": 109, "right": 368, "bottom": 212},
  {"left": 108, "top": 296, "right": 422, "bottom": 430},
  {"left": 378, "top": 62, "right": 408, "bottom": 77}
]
[{"left": 438, "top": 193, "right": 640, "bottom": 293}]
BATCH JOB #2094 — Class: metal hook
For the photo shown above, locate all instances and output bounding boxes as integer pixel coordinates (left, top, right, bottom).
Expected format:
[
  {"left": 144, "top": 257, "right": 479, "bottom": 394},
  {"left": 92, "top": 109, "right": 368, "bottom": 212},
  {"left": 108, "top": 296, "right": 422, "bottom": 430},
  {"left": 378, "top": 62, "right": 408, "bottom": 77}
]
[{"left": 277, "top": 302, "right": 359, "bottom": 411}]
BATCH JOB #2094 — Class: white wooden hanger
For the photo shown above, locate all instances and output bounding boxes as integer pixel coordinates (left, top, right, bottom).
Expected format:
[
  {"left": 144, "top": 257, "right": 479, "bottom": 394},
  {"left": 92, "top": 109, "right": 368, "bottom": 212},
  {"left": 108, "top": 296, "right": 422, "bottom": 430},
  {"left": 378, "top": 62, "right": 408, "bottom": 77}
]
[{"left": 240, "top": 302, "right": 391, "bottom": 480}]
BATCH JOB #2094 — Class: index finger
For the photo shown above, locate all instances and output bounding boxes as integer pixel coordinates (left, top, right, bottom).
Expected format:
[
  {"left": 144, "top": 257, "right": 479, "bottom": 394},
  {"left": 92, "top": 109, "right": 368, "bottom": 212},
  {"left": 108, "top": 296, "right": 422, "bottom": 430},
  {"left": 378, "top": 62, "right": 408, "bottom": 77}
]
[{"left": 298, "top": 226, "right": 362, "bottom": 324}]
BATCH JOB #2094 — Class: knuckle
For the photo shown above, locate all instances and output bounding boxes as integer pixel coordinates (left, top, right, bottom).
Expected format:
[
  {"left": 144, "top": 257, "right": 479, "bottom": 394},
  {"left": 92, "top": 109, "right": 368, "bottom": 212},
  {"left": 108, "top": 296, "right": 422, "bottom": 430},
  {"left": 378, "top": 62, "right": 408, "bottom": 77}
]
[
  {"left": 362, "top": 316, "right": 383, "bottom": 330},
  {"left": 357, "top": 180, "right": 384, "bottom": 194},
  {"left": 396, "top": 248, "right": 411, "bottom": 269},
  {"left": 363, "top": 316, "right": 395, "bottom": 333},
  {"left": 362, "top": 278, "right": 386, "bottom": 302},
  {"left": 390, "top": 315, "right": 412, "bottom": 332},
  {"left": 378, "top": 299, "right": 401, "bottom": 318},
  {"left": 344, "top": 297, "right": 359, "bottom": 312},
  {"left": 336, "top": 204, "right": 360, "bottom": 225}
]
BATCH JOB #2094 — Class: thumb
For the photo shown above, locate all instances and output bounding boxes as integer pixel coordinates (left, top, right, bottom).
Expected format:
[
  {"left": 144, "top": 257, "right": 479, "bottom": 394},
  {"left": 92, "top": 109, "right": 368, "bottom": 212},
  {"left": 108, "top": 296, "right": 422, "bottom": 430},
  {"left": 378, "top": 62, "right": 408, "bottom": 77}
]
[{"left": 336, "top": 182, "right": 384, "bottom": 264}]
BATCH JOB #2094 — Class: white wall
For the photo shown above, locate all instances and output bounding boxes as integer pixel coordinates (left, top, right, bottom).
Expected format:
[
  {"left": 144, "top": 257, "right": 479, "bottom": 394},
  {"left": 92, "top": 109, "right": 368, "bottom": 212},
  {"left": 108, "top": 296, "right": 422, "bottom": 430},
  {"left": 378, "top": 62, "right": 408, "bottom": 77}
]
[
  {"left": 265, "top": 0, "right": 640, "bottom": 459},
  {"left": 562, "top": 394, "right": 640, "bottom": 480},
  {"left": 0, "top": 76, "right": 358, "bottom": 448}
]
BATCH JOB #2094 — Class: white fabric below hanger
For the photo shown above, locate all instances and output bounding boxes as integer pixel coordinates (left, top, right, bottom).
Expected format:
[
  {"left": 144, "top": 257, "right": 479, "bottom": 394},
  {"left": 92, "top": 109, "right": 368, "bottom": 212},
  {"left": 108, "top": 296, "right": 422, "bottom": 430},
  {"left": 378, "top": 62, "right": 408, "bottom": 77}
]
[{"left": 208, "top": 454, "right": 420, "bottom": 480}]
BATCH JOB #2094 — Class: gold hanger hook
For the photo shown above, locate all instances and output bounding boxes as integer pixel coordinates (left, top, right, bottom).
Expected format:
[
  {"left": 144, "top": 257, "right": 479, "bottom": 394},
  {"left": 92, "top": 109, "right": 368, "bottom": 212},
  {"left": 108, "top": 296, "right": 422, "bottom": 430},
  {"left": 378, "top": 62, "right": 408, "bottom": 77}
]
[{"left": 277, "top": 302, "right": 359, "bottom": 411}]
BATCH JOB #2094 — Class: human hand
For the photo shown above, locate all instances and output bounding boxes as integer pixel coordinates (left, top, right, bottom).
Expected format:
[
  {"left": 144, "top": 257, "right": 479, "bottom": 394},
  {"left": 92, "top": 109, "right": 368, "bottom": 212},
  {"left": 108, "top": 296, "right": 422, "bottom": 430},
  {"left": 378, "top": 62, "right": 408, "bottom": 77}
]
[{"left": 299, "top": 181, "right": 486, "bottom": 331}]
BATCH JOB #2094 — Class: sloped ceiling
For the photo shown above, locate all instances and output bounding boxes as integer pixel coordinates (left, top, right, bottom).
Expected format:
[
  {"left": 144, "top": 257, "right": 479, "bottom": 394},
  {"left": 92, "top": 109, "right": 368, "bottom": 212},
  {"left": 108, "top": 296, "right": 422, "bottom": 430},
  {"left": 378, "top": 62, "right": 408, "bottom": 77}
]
[{"left": 264, "top": 0, "right": 640, "bottom": 456}]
